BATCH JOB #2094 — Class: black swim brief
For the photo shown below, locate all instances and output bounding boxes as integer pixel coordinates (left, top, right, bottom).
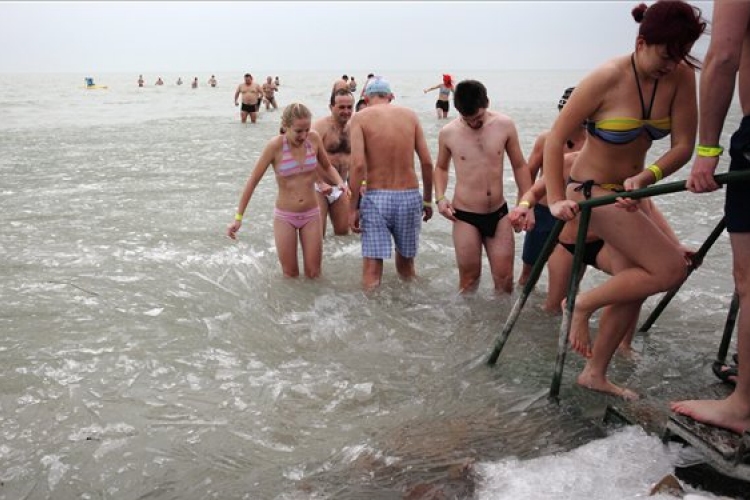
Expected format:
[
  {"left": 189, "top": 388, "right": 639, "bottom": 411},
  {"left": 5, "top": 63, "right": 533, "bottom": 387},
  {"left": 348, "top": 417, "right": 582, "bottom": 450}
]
[
  {"left": 435, "top": 100, "right": 449, "bottom": 112},
  {"left": 453, "top": 203, "right": 509, "bottom": 239},
  {"left": 241, "top": 102, "right": 259, "bottom": 113},
  {"left": 559, "top": 239, "right": 604, "bottom": 269},
  {"left": 725, "top": 115, "right": 750, "bottom": 233}
]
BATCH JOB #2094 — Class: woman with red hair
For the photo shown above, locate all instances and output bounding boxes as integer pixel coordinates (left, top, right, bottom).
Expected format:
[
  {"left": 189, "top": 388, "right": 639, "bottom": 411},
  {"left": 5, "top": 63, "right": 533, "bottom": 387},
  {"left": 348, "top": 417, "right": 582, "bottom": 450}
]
[
  {"left": 544, "top": 0, "right": 707, "bottom": 400},
  {"left": 424, "top": 74, "right": 454, "bottom": 119}
]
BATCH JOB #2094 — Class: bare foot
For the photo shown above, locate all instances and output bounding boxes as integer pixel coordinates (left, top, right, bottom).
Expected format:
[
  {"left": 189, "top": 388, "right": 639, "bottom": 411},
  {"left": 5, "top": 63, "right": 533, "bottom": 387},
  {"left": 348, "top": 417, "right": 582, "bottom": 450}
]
[
  {"left": 562, "top": 298, "right": 593, "bottom": 358},
  {"left": 670, "top": 397, "right": 750, "bottom": 435},
  {"left": 577, "top": 370, "right": 639, "bottom": 401},
  {"left": 616, "top": 342, "right": 640, "bottom": 360}
]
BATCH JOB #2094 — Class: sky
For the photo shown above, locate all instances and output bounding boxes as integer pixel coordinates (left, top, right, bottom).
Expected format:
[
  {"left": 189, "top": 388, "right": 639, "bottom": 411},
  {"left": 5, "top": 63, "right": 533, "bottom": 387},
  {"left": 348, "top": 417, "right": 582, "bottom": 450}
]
[{"left": 0, "top": 1, "right": 714, "bottom": 74}]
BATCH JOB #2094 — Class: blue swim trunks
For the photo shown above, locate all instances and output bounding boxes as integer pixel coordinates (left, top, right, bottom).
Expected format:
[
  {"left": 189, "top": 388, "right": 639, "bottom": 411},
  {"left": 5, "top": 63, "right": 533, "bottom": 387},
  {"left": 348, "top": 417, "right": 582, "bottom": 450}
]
[
  {"left": 522, "top": 203, "right": 556, "bottom": 265},
  {"left": 360, "top": 189, "right": 422, "bottom": 259}
]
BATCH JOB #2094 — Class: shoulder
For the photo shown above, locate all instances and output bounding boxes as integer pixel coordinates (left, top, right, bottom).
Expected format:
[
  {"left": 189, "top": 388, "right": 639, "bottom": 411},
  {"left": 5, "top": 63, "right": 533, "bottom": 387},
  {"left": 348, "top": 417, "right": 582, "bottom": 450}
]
[
  {"left": 311, "top": 116, "right": 330, "bottom": 132},
  {"left": 580, "top": 56, "right": 628, "bottom": 92},
  {"left": 308, "top": 129, "right": 323, "bottom": 145},
  {"left": 439, "top": 118, "right": 461, "bottom": 137},
  {"left": 267, "top": 134, "right": 284, "bottom": 151}
]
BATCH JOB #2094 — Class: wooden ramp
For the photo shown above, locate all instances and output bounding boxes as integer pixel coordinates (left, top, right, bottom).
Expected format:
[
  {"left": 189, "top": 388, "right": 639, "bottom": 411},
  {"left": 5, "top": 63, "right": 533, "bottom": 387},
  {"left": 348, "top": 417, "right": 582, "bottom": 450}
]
[
  {"left": 663, "top": 413, "right": 750, "bottom": 481},
  {"left": 603, "top": 401, "right": 750, "bottom": 484}
]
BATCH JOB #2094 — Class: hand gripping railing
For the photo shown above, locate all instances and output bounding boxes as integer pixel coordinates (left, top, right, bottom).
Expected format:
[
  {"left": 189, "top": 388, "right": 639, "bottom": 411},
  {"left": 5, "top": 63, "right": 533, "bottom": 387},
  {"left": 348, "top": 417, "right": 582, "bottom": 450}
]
[{"left": 485, "top": 170, "right": 750, "bottom": 401}]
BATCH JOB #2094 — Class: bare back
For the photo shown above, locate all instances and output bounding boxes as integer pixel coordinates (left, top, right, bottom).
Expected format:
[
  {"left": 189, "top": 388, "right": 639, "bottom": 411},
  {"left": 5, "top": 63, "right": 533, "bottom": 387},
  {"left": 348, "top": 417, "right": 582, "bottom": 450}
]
[{"left": 353, "top": 104, "right": 425, "bottom": 190}]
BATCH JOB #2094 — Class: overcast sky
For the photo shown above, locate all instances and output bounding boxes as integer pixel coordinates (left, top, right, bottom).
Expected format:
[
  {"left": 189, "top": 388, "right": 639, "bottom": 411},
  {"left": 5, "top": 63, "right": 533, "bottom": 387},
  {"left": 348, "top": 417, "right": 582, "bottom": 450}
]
[{"left": 0, "top": 1, "right": 714, "bottom": 74}]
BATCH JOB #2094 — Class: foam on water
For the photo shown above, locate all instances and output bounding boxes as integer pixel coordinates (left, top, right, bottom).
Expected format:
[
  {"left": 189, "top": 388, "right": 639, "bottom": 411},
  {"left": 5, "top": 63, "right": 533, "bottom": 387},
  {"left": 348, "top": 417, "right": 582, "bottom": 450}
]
[{"left": 476, "top": 426, "right": 722, "bottom": 500}]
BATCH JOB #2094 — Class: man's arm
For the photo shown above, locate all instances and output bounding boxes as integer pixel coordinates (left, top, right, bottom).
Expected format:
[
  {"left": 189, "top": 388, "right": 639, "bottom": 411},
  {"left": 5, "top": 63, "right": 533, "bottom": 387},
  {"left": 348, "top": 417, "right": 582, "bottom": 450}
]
[
  {"left": 505, "top": 122, "right": 533, "bottom": 203},
  {"left": 414, "top": 118, "right": 434, "bottom": 221},
  {"left": 687, "top": 0, "right": 749, "bottom": 193},
  {"left": 234, "top": 86, "right": 241, "bottom": 105},
  {"left": 348, "top": 116, "right": 366, "bottom": 212}
]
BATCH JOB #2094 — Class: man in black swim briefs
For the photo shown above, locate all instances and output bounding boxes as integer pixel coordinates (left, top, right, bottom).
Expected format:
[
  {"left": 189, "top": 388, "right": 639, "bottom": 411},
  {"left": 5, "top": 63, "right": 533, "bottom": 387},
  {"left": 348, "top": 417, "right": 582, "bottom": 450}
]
[
  {"left": 234, "top": 73, "right": 263, "bottom": 124},
  {"left": 434, "top": 79, "right": 533, "bottom": 293}
]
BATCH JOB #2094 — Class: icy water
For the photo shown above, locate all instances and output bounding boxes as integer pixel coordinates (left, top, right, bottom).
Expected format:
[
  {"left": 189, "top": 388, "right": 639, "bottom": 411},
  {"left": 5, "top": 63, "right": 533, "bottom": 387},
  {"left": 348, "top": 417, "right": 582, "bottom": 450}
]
[{"left": 0, "top": 71, "right": 743, "bottom": 499}]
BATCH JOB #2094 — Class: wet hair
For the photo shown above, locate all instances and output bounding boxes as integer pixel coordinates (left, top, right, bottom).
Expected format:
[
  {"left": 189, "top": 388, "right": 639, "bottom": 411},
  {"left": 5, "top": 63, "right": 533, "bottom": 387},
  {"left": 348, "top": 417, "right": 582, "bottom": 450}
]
[
  {"left": 281, "top": 102, "right": 312, "bottom": 129},
  {"left": 453, "top": 80, "right": 489, "bottom": 117},
  {"left": 330, "top": 88, "right": 354, "bottom": 106},
  {"left": 558, "top": 87, "right": 575, "bottom": 111},
  {"left": 342, "top": 74, "right": 349, "bottom": 80},
  {"left": 367, "top": 73, "right": 374, "bottom": 79},
  {"left": 355, "top": 99, "right": 367, "bottom": 112},
  {"left": 244, "top": 73, "right": 252, "bottom": 78},
  {"left": 632, "top": 0, "right": 706, "bottom": 69}
]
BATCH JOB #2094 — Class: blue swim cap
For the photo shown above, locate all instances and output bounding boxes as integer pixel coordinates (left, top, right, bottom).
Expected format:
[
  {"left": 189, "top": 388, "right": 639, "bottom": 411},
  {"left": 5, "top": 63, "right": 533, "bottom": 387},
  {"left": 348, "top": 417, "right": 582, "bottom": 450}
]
[{"left": 364, "top": 76, "right": 392, "bottom": 96}]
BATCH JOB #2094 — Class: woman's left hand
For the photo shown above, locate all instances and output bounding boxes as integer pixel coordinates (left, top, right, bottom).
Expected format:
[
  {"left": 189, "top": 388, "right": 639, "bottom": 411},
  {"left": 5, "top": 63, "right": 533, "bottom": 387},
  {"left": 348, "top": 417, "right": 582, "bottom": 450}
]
[{"left": 616, "top": 172, "right": 651, "bottom": 211}]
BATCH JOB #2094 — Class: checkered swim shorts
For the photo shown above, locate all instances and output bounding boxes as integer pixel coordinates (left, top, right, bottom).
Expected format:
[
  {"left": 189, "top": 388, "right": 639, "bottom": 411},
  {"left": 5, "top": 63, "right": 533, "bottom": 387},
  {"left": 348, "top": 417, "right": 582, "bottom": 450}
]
[{"left": 360, "top": 189, "right": 422, "bottom": 259}]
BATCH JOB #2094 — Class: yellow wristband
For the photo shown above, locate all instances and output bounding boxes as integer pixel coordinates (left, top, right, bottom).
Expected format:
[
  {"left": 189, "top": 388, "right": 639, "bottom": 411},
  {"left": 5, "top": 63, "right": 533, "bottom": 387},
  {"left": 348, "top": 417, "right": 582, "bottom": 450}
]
[
  {"left": 436, "top": 195, "right": 446, "bottom": 203},
  {"left": 646, "top": 164, "right": 663, "bottom": 183},
  {"left": 518, "top": 200, "right": 531, "bottom": 208},
  {"left": 696, "top": 145, "right": 724, "bottom": 157},
  {"left": 423, "top": 200, "right": 432, "bottom": 207},
  {"left": 234, "top": 213, "right": 243, "bottom": 221},
  {"left": 360, "top": 180, "right": 367, "bottom": 186}
]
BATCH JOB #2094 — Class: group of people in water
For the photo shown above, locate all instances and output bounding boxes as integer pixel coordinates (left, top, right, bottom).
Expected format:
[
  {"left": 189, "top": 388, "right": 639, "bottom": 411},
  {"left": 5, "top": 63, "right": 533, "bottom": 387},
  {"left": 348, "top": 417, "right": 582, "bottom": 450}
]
[{"left": 227, "top": 0, "right": 750, "bottom": 438}]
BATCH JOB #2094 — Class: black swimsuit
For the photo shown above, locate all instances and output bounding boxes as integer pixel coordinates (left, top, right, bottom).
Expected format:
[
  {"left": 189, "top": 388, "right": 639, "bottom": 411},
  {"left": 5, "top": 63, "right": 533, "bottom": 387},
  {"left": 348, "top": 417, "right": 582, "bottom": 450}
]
[
  {"left": 453, "top": 203, "right": 508, "bottom": 239},
  {"left": 559, "top": 240, "right": 604, "bottom": 269}
]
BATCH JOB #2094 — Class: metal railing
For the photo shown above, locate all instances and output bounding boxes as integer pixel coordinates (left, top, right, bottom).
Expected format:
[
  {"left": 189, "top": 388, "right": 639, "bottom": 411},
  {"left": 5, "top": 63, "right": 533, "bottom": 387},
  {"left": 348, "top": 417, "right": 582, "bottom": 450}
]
[{"left": 486, "top": 170, "right": 750, "bottom": 400}]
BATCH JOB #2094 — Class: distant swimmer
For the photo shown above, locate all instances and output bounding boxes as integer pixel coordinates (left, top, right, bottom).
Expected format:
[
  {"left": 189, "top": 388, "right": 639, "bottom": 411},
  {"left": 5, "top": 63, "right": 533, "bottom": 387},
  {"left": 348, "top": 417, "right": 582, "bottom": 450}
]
[
  {"left": 208, "top": 75, "right": 217, "bottom": 87},
  {"left": 348, "top": 76, "right": 357, "bottom": 93},
  {"left": 191, "top": 77, "right": 198, "bottom": 89},
  {"left": 434, "top": 79, "right": 533, "bottom": 294},
  {"left": 313, "top": 88, "right": 355, "bottom": 236},
  {"left": 424, "top": 74, "right": 455, "bottom": 119},
  {"left": 262, "top": 76, "right": 279, "bottom": 111},
  {"left": 332, "top": 75, "right": 349, "bottom": 94},
  {"left": 348, "top": 77, "right": 433, "bottom": 290},
  {"left": 274, "top": 76, "right": 280, "bottom": 86},
  {"left": 360, "top": 73, "right": 375, "bottom": 99},
  {"left": 234, "top": 73, "right": 263, "bottom": 124},
  {"left": 155, "top": 77, "right": 164, "bottom": 86},
  {"left": 138, "top": 75, "right": 144, "bottom": 88},
  {"left": 176, "top": 77, "right": 183, "bottom": 85},
  {"left": 227, "top": 103, "right": 346, "bottom": 278}
]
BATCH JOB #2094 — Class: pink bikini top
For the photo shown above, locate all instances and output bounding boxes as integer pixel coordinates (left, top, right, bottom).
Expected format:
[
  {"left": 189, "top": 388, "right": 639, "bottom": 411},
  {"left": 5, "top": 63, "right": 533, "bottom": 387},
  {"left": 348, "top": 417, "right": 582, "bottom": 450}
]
[{"left": 277, "top": 136, "right": 317, "bottom": 177}]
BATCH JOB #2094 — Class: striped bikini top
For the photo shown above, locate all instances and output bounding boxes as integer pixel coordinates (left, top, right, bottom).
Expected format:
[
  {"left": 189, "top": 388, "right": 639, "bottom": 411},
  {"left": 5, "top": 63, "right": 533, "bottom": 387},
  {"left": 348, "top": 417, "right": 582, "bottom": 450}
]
[
  {"left": 586, "top": 54, "right": 671, "bottom": 145},
  {"left": 277, "top": 136, "right": 317, "bottom": 177}
]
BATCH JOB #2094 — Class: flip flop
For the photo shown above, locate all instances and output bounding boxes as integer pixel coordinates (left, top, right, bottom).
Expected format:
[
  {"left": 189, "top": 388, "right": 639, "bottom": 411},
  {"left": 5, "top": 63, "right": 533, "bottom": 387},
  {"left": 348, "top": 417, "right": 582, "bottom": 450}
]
[{"left": 712, "top": 360, "right": 738, "bottom": 386}]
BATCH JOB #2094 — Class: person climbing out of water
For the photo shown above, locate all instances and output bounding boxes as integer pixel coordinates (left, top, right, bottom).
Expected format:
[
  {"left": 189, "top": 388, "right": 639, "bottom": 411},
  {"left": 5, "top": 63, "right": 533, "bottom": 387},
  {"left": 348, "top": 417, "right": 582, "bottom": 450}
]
[
  {"left": 516, "top": 87, "right": 586, "bottom": 289},
  {"left": 544, "top": 0, "right": 706, "bottom": 400},
  {"left": 672, "top": 0, "right": 750, "bottom": 435},
  {"left": 227, "top": 103, "right": 347, "bottom": 278},
  {"left": 512, "top": 87, "right": 697, "bottom": 356}
]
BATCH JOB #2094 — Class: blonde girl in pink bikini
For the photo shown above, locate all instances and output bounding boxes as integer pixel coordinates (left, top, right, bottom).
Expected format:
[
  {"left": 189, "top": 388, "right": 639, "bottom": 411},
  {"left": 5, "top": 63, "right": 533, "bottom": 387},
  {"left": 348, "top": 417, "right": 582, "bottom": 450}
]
[{"left": 227, "top": 103, "right": 347, "bottom": 278}]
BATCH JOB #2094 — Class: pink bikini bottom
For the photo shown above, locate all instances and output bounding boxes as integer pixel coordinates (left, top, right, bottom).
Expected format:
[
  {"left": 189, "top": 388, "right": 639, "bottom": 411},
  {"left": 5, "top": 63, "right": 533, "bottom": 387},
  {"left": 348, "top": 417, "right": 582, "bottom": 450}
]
[{"left": 273, "top": 206, "right": 320, "bottom": 229}]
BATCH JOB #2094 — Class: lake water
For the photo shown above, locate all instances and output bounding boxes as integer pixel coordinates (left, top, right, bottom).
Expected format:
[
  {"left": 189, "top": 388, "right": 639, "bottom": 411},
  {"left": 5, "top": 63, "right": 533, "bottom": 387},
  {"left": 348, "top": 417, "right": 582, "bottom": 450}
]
[{"left": 0, "top": 70, "right": 742, "bottom": 499}]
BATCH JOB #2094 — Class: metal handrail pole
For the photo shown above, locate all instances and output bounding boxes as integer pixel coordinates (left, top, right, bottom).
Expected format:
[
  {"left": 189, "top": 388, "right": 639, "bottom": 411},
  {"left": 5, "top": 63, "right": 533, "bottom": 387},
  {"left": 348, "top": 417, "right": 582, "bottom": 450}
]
[
  {"left": 550, "top": 206, "right": 592, "bottom": 400},
  {"left": 487, "top": 219, "right": 565, "bottom": 365},
  {"left": 638, "top": 216, "right": 727, "bottom": 332}
]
